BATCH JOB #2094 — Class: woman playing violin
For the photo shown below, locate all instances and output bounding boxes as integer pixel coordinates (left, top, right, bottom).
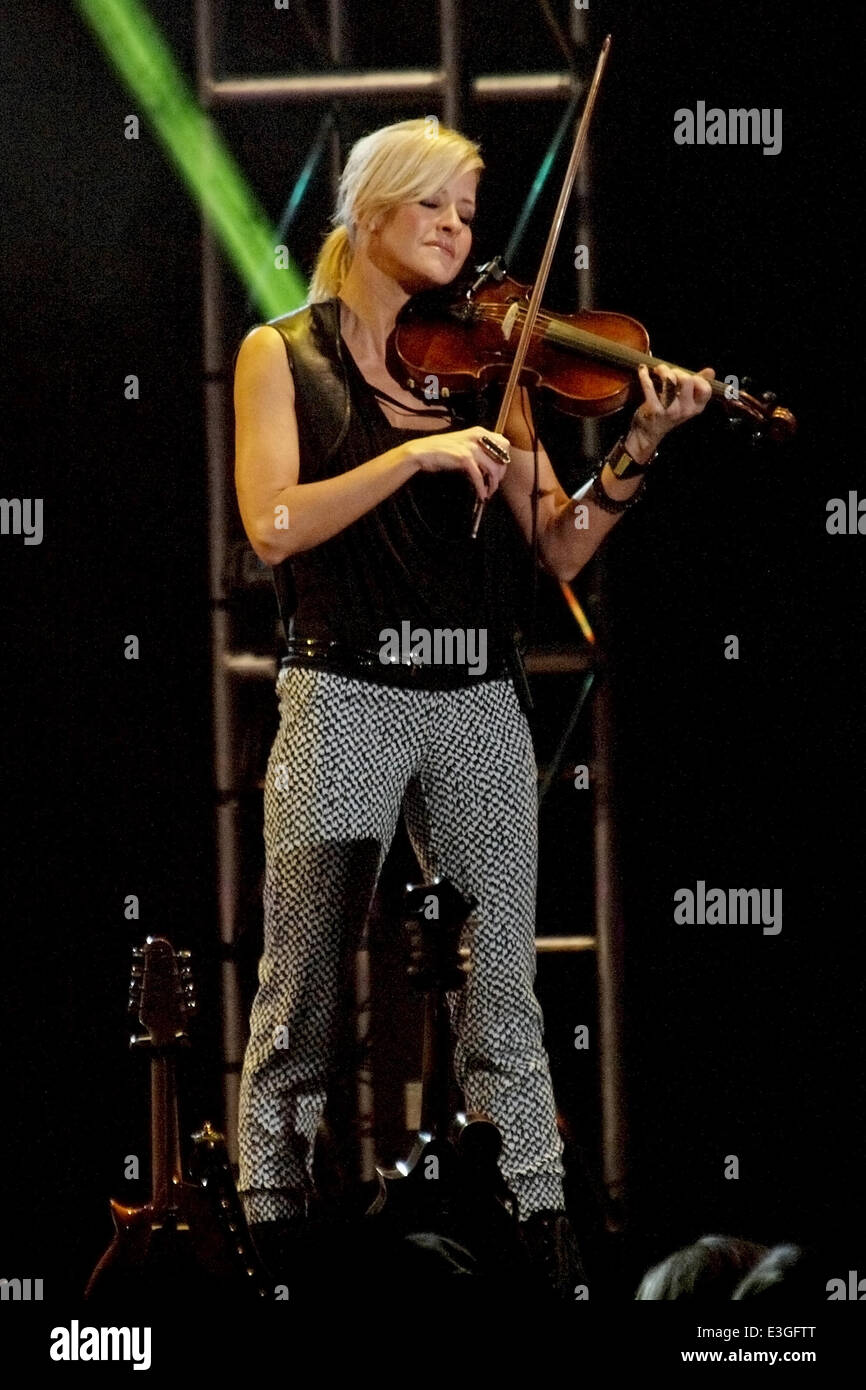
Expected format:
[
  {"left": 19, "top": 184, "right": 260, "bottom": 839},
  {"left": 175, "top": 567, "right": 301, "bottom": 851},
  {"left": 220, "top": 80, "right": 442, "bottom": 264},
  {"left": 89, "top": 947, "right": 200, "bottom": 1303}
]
[{"left": 233, "top": 117, "right": 712, "bottom": 1296}]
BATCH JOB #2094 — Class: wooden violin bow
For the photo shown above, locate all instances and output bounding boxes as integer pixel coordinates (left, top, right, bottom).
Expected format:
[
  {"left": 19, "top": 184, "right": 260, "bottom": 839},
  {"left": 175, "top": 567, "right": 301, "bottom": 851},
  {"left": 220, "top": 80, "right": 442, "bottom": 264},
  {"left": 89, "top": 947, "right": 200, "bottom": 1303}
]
[{"left": 471, "top": 33, "right": 612, "bottom": 538}]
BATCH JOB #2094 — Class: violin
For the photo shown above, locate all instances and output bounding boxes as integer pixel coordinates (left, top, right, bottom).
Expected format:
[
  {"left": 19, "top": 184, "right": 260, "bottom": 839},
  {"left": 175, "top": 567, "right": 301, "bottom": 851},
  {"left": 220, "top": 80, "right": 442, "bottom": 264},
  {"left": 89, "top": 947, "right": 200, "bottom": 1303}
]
[{"left": 394, "top": 269, "right": 797, "bottom": 444}]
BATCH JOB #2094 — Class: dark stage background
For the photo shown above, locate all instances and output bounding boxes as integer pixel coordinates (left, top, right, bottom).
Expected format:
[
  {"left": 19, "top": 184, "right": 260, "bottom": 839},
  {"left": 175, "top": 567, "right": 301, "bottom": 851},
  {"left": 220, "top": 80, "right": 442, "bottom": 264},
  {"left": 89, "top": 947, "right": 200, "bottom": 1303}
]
[{"left": 2, "top": 0, "right": 864, "bottom": 1345}]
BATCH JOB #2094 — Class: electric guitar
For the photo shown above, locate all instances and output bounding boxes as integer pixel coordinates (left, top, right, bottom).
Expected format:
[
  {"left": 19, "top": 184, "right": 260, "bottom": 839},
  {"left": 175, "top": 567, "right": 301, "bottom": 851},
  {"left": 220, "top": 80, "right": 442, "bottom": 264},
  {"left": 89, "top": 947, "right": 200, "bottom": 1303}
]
[{"left": 84, "top": 936, "right": 267, "bottom": 1304}]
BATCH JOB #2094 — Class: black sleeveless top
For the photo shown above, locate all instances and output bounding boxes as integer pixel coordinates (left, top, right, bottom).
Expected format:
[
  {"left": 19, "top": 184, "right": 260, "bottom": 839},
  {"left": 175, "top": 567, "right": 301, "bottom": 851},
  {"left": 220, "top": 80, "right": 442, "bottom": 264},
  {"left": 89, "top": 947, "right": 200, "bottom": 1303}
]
[{"left": 268, "top": 299, "right": 530, "bottom": 688}]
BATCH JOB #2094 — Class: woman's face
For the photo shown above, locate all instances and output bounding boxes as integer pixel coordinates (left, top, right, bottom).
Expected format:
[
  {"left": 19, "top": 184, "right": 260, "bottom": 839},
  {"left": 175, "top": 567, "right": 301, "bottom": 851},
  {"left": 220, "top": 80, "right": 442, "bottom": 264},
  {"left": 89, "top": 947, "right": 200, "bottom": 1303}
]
[{"left": 367, "top": 168, "right": 478, "bottom": 292}]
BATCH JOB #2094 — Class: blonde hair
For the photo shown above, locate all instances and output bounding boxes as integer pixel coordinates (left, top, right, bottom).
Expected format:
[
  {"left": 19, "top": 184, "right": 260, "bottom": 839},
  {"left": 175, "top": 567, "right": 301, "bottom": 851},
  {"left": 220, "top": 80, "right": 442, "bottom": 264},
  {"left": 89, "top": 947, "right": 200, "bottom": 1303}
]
[{"left": 308, "top": 118, "right": 483, "bottom": 302}]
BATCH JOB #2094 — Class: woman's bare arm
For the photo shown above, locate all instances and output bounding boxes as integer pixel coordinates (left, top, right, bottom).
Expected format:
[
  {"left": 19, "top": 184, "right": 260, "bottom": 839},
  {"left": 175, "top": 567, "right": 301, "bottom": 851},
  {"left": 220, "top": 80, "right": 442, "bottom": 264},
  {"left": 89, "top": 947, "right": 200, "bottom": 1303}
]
[{"left": 233, "top": 324, "right": 512, "bottom": 564}]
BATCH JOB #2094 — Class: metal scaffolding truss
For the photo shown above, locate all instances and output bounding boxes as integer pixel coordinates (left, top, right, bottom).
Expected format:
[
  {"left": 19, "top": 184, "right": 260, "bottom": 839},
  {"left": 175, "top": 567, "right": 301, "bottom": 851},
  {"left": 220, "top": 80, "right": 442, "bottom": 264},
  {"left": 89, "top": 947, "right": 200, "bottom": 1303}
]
[{"left": 194, "top": 0, "right": 628, "bottom": 1229}]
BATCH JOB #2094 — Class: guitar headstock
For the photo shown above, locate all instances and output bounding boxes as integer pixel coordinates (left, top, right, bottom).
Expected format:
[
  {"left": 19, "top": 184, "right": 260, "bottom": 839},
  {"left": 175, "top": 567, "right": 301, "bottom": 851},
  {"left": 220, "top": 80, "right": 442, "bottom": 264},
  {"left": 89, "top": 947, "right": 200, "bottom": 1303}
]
[
  {"left": 128, "top": 936, "right": 195, "bottom": 1051},
  {"left": 403, "top": 877, "right": 477, "bottom": 994}
]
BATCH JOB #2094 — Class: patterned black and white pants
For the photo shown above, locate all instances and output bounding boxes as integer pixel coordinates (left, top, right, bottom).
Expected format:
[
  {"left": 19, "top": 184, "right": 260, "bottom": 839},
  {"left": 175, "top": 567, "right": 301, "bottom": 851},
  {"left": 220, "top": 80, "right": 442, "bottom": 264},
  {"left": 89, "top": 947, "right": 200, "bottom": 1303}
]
[{"left": 238, "top": 665, "right": 566, "bottom": 1225}]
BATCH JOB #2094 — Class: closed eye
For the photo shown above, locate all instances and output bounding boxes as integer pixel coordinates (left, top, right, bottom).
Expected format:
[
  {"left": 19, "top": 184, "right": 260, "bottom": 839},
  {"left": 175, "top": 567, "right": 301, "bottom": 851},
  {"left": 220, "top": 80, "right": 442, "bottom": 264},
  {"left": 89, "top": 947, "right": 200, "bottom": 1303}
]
[{"left": 420, "top": 199, "right": 474, "bottom": 226}]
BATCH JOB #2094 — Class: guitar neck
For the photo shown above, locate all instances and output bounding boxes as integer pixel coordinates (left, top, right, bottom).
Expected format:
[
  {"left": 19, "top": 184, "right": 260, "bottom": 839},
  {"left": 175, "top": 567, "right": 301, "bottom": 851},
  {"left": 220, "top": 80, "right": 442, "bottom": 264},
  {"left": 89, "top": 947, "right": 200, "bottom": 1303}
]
[
  {"left": 150, "top": 1054, "right": 182, "bottom": 1213},
  {"left": 419, "top": 994, "right": 452, "bottom": 1138}
]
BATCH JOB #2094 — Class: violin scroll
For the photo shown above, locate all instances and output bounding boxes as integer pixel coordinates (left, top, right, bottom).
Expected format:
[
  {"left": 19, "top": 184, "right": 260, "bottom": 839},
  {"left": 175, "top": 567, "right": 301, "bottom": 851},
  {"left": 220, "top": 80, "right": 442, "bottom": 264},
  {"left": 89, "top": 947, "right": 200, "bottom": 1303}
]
[{"left": 725, "top": 384, "right": 797, "bottom": 442}]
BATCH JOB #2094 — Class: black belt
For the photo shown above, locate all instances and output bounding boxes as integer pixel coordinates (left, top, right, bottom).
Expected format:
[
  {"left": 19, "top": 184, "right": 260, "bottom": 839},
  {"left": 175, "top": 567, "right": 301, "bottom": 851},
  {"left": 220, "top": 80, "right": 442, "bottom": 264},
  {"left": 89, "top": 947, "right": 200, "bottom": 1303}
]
[{"left": 279, "top": 637, "right": 509, "bottom": 690}]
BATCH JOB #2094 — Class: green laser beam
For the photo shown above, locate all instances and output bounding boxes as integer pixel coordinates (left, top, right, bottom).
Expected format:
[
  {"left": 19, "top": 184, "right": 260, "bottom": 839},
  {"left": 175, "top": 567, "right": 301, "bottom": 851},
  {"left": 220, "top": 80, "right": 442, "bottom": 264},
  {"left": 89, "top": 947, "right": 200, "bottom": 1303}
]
[{"left": 74, "top": 0, "right": 307, "bottom": 317}]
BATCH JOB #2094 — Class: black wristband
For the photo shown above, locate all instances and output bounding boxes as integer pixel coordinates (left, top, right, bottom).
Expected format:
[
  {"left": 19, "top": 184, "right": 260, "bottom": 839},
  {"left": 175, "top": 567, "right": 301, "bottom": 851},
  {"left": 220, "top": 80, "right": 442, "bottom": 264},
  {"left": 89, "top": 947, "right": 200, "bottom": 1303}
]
[{"left": 589, "top": 470, "right": 646, "bottom": 514}]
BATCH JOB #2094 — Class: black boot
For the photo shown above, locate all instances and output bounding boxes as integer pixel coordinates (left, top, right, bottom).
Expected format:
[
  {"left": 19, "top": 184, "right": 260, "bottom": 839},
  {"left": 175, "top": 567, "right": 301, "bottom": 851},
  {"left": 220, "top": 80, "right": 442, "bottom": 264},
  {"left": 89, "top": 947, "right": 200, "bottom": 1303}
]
[
  {"left": 248, "top": 1216, "right": 309, "bottom": 1290},
  {"left": 518, "top": 1209, "right": 587, "bottom": 1300}
]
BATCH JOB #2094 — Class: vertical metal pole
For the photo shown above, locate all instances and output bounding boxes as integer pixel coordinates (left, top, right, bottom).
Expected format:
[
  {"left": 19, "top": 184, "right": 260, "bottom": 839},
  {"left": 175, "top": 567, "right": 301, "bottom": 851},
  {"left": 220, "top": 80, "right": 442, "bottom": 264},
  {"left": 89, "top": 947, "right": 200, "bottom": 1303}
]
[
  {"left": 591, "top": 644, "right": 628, "bottom": 1229},
  {"left": 439, "top": 0, "right": 461, "bottom": 129},
  {"left": 196, "top": 0, "right": 246, "bottom": 1163},
  {"left": 354, "top": 918, "right": 377, "bottom": 1186},
  {"left": 568, "top": 10, "right": 627, "bottom": 1227},
  {"left": 328, "top": 0, "right": 345, "bottom": 205}
]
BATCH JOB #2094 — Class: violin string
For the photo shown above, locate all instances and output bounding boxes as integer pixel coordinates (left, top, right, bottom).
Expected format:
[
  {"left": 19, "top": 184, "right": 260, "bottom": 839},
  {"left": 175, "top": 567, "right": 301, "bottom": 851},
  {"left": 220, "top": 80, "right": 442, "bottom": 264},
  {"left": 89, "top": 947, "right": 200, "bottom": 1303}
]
[
  {"left": 472, "top": 302, "right": 651, "bottom": 365},
  {"left": 470, "top": 302, "right": 716, "bottom": 383},
  {"left": 475, "top": 302, "right": 616, "bottom": 339}
]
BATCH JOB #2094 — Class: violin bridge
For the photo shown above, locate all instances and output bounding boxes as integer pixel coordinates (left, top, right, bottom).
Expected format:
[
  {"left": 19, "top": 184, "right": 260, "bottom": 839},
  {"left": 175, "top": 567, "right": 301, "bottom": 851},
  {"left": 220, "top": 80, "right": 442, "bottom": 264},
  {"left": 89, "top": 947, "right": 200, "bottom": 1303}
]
[{"left": 501, "top": 300, "right": 520, "bottom": 343}]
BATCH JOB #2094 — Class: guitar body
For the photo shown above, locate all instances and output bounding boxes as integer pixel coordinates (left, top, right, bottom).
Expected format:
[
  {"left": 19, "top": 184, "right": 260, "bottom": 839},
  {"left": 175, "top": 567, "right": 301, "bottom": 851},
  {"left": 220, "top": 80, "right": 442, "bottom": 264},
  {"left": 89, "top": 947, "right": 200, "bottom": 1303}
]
[
  {"left": 371, "top": 1136, "right": 464, "bottom": 1230},
  {"left": 369, "top": 1118, "right": 520, "bottom": 1271},
  {"left": 85, "top": 940, "right": 267, "bottom": 1305},
  {"left": 86, "top": 1182, "right": 264, "bottom": 1305}
]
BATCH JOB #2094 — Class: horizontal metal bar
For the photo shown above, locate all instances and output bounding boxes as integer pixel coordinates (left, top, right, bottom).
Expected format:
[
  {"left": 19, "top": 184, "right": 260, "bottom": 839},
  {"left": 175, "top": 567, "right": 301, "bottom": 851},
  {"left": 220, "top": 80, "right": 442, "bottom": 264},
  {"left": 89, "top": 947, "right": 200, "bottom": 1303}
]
[
  {"left": 524, "top": 647, "right": 594, "bottom": 673},
  {"left": 207, "top": 71, "right": 576, "bottom": 107},
  {"left": 209, "top": 72, "right": 446, "bottom": 105},
  {"left": 535, "top": 935, "right": 597, "bottom": 952},
  {"left": 473, "top": 73, "right": 578, "bottom": 101},
  {"left": 223, "top": 652, "right": 279, "bottom": 677}
]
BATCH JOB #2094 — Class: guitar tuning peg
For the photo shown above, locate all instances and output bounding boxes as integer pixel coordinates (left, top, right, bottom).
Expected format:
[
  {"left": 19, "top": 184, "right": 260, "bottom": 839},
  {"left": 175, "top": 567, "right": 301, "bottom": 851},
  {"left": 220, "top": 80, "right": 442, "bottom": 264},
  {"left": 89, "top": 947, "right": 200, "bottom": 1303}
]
[
  {"left": 132, "top": 946, "right": 144, "bottom": 958},
  {"left": 760, "top": 389, "right": 778, "bottom": 407},
  {"left": 177, "top": 949, "right": 192, "bottom": 961}
]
